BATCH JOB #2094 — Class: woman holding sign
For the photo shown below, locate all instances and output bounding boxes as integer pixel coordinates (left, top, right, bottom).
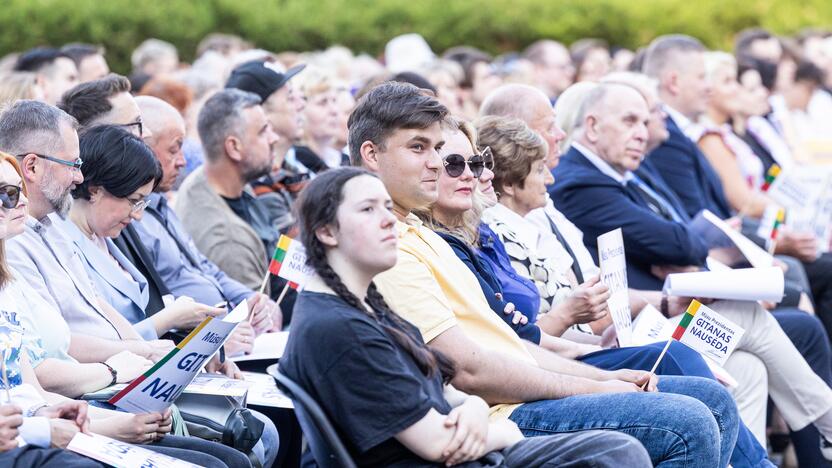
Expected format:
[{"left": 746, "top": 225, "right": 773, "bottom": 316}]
[
  {"left": 282, "top": 167, "right": 655, "bottom": 467},
  {"left": 57, "top": 125, "right": 279, "bottom": 467},
  {"left": 0, "top": 152, "right": 252, "bottom": 466},
  {"left": 419, "top": 118, "right": 774, "bottom": 467}
]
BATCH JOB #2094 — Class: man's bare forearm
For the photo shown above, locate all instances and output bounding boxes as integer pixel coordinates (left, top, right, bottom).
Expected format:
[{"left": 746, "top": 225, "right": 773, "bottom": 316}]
[
  {"left": 523, "top": 341, "right": 612, "bottom": 381},
  {"left": 431, "top": 326, "right": 605, "bottom": 404}
]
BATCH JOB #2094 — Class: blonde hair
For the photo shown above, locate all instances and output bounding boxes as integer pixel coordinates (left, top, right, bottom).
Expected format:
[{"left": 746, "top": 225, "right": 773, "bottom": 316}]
[
  {"left": 0, "top": 152, "right": 25, "bottom": 288},
  {"left": 703, "top": 51, "right": 736, "bottom": 83},
  {"left": 414, "top": 117, "right": 483, "bottom": 245},
  {"left": 297, "top": 65, "right": 336, "bottom": 98},
  {"left": 553, "top": 81, "right": 598, "bottom": 153},
  {"left": 0, "top": 72, "right": 40, "bottom": 110}
]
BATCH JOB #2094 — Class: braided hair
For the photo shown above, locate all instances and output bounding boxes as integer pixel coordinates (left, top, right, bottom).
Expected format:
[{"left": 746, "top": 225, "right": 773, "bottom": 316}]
[{"left": 297, "top": 167, "right": 456, "bottom": 382}]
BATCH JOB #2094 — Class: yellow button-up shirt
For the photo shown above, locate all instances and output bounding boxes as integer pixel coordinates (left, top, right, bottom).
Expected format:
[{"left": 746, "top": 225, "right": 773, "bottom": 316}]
[{"left": 375, "top": 214, "right": 536, "bottom": 419}]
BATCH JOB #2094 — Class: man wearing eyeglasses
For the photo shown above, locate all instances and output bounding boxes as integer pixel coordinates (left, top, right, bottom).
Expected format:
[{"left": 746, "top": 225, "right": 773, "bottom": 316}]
[
  {"left": 57, "top": 73, "right": 176, "bottom": 317},
  {"left": 58, "top": 74, "right": 149, "bottom": 139}
]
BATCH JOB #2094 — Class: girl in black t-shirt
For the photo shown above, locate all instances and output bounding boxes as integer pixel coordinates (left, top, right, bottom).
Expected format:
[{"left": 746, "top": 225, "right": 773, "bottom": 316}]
[{"left": 280, "top": 166, "right": 651, "bottom": 467}]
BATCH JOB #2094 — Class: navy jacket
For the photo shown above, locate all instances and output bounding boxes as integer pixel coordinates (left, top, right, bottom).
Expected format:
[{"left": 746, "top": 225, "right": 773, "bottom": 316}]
[
  {"left": 643, "top": 116, "right": 732, "bottom": 219},
  {"left": 550, "top": 146, "right": 709, "bottom": 290},
  {"left": 436, "top": 231, "right": 542, "bottom": 344}
]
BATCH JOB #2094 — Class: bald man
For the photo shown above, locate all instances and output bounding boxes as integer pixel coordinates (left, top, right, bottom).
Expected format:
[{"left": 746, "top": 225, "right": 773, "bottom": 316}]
[
  {"left": 133, "top": 96, "right": 283, "bottom": 333},
  {"left": 480, "top": 84, "right": 566, "bottom": 167},
  {"left": 133, "top": 96, "right": 284, "bottom": 466}
]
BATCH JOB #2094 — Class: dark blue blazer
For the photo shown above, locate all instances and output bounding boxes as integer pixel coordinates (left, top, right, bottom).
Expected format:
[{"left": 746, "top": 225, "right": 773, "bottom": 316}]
[
  {"left": 643, "top": 116, "right": 732, "bottom": 219},
  {"left": 550, "top": 146, "right": 709, "bottom": 290}
]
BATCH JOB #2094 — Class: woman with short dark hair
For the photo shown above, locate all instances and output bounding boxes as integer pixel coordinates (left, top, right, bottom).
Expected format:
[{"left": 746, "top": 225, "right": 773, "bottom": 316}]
[{"left": 61, "top": 125, "right": 225, "bottom": 340}]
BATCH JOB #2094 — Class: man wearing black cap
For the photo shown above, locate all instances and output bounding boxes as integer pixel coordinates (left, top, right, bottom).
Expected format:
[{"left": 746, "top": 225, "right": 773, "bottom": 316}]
[
  {"left": 226, "top": 60, "right": 307, "bottom": 235},
  {"left": 226, "top": 60, "right": 306, "bottom": 168}
]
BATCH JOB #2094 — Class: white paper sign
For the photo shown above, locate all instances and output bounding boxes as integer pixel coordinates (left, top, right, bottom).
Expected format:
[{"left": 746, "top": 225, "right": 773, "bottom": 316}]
[
  {"left": 597, "top": 228, "right": 632, "bottom": 346},
  {"left": 68, "top": 432, "right": 200, "bottom": 467},
  {"left": 663, "top": 267, "right": 784, "bottom": 302},
  {"left": 278, "top": 240, "right": 313, "bottom": 286},
  {"left": 767, "top": 166, "right": 832, "bottom": 253},
  {"left": 109, "top": 301, "right": 247, "bottom": 413},
  {"left": 631, "top": 305, "right": 738, "bottom": 387},
  {"left": 691, "top": 210, "right": 774, "bottom": 268},
  {"left": 674, "top": 301, "right": 745, "bottom": 366},
  {"left": 231, "top": 331, "right": 289, "bottom": 362},
  {"left": 767, "top": 166, "right": 830, "bottom": 209},
  {"left": 631, "top": 305, "right": 674, "bottom": 345},
  {"left": 241, "top": 371, "right": 294, "bottom": 408}
]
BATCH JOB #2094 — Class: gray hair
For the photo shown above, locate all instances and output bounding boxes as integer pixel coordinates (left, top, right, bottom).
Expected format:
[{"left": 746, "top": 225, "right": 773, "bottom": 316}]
[
  {"left": 131, "top": 38, "right": 178, "bottom": 71},
  {"left": 0, "top": 100, "right": 79, "bottom": 156},
  {"left": 197, "top": 89, "right": 261, "bottom": 163},
  {"left": 553, "top": 81, "right": 599, "bottom": 152},
  {"left": 574, "top": 83, "right": 642, "bottom": 133},
  {"left": 642, "top": 34, "right": 705, "bottom": 79}
]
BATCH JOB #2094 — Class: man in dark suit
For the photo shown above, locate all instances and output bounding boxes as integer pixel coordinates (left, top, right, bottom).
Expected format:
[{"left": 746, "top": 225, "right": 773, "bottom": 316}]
[
  {"left": 642, "top": 34, "right": 832, "bottom": 342},
  {"left": 550, "top": 83, "right": 706, "bottom": 290},
  {"left": 551, "top": 81, "right": 832, "bottom": 464}
]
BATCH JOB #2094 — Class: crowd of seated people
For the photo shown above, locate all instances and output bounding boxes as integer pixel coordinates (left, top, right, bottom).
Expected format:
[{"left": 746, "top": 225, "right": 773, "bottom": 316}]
[{"left": 0, "top": 26, "right": 831, "bottom": 467}]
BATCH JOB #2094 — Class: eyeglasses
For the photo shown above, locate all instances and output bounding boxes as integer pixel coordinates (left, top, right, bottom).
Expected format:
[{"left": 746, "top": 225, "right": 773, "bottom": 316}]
[
  {"left": 442, "top": 146, "right": 493, "bottom": 178},
  {"left": 0, "top": 185, "right": 22, "bottom": 209},
  {"left": 117, "top": 120, "right": 143, "bottom": 137},
  {"left": 126, "top": 197, "right": 148, "bottom": 213},
  {"left": 17, "top": 153, "right": 83, "bottom": 171}
]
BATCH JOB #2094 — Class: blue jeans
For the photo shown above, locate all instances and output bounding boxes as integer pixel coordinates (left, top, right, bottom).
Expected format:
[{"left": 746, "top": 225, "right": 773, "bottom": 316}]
[
  {"left": 251, "top": 409, "right": 280, "bottom": 467},
  {"left": 580, "top": 341, "right": 772, "bottom": 468},
  {"left": 509, "top": 375, "right": 740, "bottom": 468}
]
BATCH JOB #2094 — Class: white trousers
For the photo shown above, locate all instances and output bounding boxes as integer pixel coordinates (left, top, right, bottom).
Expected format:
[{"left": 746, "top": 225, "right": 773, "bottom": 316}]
[{"left": 713, "top": 300, "right": 832, "bottom": 441}]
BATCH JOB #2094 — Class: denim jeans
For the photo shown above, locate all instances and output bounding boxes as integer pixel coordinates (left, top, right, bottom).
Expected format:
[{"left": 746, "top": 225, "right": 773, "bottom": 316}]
[
  {"left": 251, "top": 409, "right": 280, "bottom": 467},
  {"left": 580, "top": 341, "right": 773, "bottom": 468},
  {"left": 508, "top": 376, "right": 739, "bottom": 468}
]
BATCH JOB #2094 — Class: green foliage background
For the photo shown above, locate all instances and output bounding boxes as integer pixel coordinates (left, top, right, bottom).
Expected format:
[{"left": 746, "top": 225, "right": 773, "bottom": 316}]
[{"left": 2, "top": 0, "right": 830, "bottom": 73}]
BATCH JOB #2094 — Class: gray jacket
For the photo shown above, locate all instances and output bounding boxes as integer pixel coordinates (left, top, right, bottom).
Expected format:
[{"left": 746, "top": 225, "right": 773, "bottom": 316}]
[{"left": 173, "top": 167, "right": 270, "bottom": 292}]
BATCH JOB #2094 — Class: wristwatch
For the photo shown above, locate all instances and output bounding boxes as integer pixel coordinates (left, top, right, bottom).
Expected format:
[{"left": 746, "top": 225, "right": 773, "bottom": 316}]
[{"left": 101, "top": 362, "right": 118, "bottom": 386}]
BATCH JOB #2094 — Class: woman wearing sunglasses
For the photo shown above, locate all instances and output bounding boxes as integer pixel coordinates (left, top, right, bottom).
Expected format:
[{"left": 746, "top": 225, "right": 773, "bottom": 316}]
[
  {"left": 418, "top": 118, "right": 772, "bottom": 467},
  {"left": 281, "top": 166, "right": 652, "bottom": 467},
  {"left": 0, "top": 152, "right": 251, "bottom": 466},
  {"left": 414, "top": 119, "right": 596, "bottom": 356}
]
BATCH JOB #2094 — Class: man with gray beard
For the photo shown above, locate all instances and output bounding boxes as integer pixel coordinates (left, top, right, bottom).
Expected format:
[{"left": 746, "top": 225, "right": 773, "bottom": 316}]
[
  {"left": 174, "top": 89, "right": 283, "bottom": 296},
  {"left": 0, "top": 99, "right": 172, "bottom": 361}
]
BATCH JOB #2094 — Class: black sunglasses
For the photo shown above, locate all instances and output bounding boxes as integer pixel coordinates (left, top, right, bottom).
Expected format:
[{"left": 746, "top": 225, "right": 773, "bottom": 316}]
[
  {"left": 443, "top": 146, "right": 494, "bottom": 178},
  {"left": 443, "top": 154, "right": 485, "bottom": 178},
  {"left": 0, "top": 185, "right": 22, "bottom": 210}
]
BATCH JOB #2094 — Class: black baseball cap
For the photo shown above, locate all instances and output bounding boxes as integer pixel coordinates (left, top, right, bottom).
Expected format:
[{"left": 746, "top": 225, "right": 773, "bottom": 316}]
[{"left": 225, "top": 60, "right": 305, "bottom": 103}]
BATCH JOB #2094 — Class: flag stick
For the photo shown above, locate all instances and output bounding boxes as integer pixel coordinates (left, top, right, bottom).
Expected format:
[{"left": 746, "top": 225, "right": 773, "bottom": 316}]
[
  {"left": 258, "top": 270, "right": 270, "bottom": 295},
  {"left": 275, "top": 283, "right": 291, "bottom": 307},
  {"left": 642, "top": 339, "right": 673, "bottom": 390}
]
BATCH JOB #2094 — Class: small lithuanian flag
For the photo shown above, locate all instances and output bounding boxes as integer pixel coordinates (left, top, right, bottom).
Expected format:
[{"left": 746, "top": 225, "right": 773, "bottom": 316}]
[
  {"left": 760, "top": 164, "right": 781, "bottom": 192},
  {"left": 671, "top": 300, "right": 701, "bottom": 340},
  {"left": 770, "top": 208, "right": 785, "bottom": 241},
  {"left": 268, "top": 235, "right": 299, "bottom": 289}
]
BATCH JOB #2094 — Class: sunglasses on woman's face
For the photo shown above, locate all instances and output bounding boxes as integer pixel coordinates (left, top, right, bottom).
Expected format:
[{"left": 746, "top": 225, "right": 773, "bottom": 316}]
[
  {"left": 443, "top": 153, "right": 484, "bottom": 178},
  {"left": 0, "top": 185, "right": 22, "bottom": 210}
]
